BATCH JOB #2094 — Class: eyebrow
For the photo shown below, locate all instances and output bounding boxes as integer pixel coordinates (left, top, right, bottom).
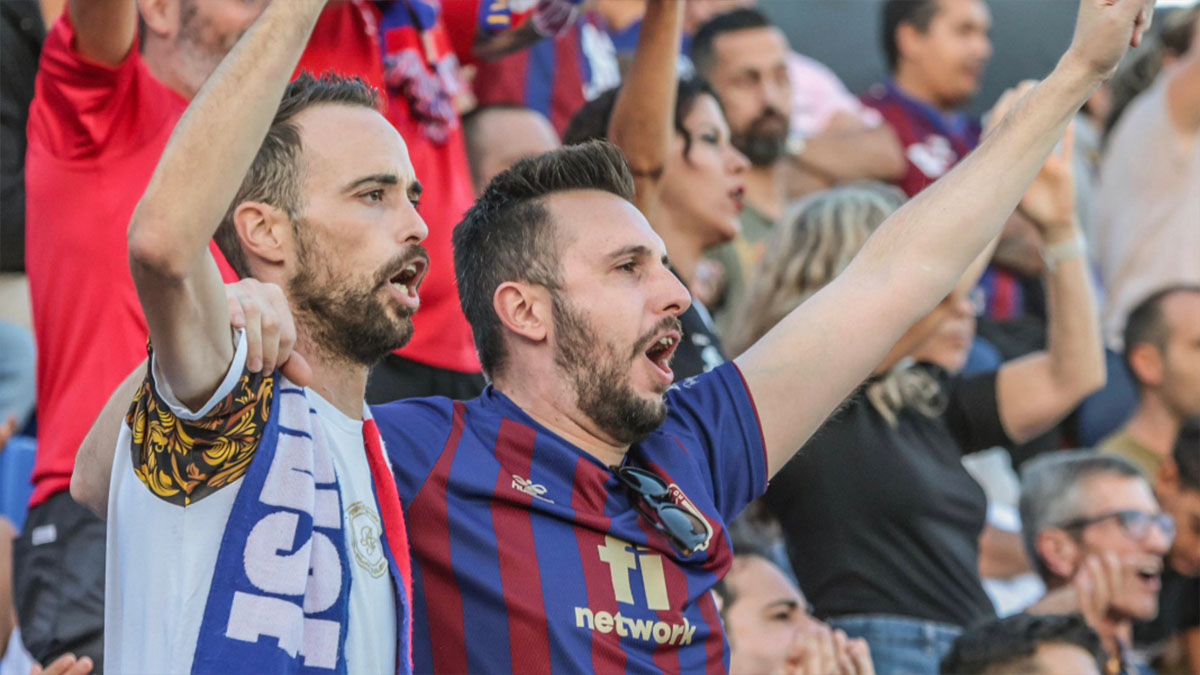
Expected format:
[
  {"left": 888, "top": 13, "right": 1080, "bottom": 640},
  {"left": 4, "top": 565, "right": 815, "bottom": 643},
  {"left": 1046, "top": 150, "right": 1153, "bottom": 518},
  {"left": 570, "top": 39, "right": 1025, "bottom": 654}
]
[
  {"left": 763, "top": 599, "right": 799, "bottom": 613},
  {"left": 343, "top": 173, "right": 422, "bottom": 197},
  {"left": 606, "top": 245, "right": 655, "bottom": 262}
]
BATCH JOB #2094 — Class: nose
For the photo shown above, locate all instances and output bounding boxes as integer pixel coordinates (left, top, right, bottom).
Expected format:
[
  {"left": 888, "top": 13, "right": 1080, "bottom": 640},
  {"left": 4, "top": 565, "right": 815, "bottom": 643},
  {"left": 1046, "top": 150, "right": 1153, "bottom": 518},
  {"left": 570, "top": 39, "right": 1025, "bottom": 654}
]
[
  {"left": 401, "top": 208, "right": 429, "bottom": 246},
  {"left": 727, "top": 145, "right": 750, "bottom": 174},
  {"left": 657, "top": 265, "right": 692, "bottom": 318},
  {"left": 1145, "top": 521, "right": 1173, "bottom": 555}
]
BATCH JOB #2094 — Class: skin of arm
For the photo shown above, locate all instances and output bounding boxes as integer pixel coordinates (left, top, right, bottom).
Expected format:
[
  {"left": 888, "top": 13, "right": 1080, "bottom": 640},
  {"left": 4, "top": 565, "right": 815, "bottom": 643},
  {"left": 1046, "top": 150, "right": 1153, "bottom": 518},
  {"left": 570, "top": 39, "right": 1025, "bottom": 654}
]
[
  {"left": 71, "top": 364, "right": 144, "bottom": 518},
  {"left": 606, "top": 0, "right": 683, "bottom": 223},
  {"left": 1165, "top": 13, "right": 1200, "bottom": 134},
  {"left": 791, "top": 123, "right": 908, "bottom": 184},
  {"left": 126, "top": 0, "right": 326, "bottom": 411},
  {"left": 736, "top": 0, "right": 1154, "bottom": 478},
  {"left": 979, "top": 525, "right": 1033, "bottom": 579},
  {"left": 67, "top": 0, "right": 137, "bottom": 67}
]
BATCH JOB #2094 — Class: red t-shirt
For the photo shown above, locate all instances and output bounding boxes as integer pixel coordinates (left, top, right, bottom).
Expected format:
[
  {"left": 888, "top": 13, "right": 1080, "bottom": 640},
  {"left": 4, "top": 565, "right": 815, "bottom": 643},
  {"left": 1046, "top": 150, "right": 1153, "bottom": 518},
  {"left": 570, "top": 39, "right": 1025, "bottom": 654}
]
[
  {"left": 24, "top": 16, "right": 241, "bottom": 507},
  {"left": 302, "top": 1, "right": 480, "bottom": 374}
]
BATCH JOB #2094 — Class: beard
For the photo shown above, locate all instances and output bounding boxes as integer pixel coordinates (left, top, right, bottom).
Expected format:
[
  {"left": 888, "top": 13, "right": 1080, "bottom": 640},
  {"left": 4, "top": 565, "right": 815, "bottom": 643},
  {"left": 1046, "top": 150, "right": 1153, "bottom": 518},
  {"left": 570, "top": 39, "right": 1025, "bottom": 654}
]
[
  {"left": 288, "top": 228, "right": 425, "bottom": 367},
  {"left": 552, "top": 294, "right": 675, "bottom": 446},
  {"left": 731, "top": 107, "right": 790, "bottom": 167}
]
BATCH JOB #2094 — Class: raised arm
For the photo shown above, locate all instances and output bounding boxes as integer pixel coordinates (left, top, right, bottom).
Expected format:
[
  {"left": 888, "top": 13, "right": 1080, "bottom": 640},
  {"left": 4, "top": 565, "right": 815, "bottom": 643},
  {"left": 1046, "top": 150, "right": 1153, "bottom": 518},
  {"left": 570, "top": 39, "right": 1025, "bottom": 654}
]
[
  {"left": 736, "top": 0, "right": 1154, "bottom": 477},
  {"left": 68, "top": 0, "right": 137, "bottom": 67},
  {"left": 1166, "top": 11, "right": 1200, "bottom": 135},
  {"left": 995, "top": 124, "right": 1105, "bottom": 443},
  {"left": 126, "top": 0, "right": 326, "bottom": 410},
  {"left": 607, "top": 0, "right": 684, "bottom": 220}
]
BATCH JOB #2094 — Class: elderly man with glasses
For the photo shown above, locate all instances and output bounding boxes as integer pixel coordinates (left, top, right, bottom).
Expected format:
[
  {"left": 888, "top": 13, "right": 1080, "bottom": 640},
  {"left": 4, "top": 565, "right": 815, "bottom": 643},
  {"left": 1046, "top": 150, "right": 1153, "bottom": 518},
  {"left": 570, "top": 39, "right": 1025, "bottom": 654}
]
[{"left": 1020, "top": 450, "right": 1176, "bottom": 675}]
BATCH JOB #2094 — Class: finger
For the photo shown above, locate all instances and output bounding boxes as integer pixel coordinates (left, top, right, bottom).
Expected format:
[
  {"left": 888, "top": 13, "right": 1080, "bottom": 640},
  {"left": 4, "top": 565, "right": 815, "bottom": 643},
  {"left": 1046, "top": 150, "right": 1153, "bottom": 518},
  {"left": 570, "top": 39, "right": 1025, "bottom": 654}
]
[
  {"left": 850, "top": 640, "right": 876, "bottom": 675},
  {"left": 1059, "top": 121, "right": 1076, "bottom": 160},
  {"left": 833, "top": 630, "right": 854, "bottom": 675},
  {"left": 242, "top": 298, "right": 263, "bottom": 373},
  {"left": 38, "top": 654, "right": 76, "bottom": 675},
  {"left": 227, "top": 294, "right": 246, "bottom": 330},
  {"left": 280, "top": 350, "right": 314, "bottom": 388},
  {"left": 266, "top": 283, "right": 296, "bottom": 375},
  {"left": 69, "top": 656, "right": 94, "bottom": 675}
]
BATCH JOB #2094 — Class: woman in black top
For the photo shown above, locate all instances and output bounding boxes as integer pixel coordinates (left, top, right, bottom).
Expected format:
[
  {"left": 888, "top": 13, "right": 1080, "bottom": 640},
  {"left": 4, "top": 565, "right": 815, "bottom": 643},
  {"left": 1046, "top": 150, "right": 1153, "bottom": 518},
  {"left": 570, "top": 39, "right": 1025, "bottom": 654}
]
[
  {"left": 726, "top": 123, "right": 1105, "bottom": 674},
  {"left": 563, "top": 1, "right": 747, "bottom": 380}
]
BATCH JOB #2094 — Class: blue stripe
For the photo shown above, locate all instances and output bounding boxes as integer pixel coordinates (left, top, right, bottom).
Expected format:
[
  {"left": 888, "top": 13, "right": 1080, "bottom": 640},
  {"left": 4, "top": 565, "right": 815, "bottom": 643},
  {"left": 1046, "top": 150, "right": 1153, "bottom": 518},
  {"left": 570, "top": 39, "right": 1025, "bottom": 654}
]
[{"left": 524, "top": 37, "right": 556, "bottom": 119}]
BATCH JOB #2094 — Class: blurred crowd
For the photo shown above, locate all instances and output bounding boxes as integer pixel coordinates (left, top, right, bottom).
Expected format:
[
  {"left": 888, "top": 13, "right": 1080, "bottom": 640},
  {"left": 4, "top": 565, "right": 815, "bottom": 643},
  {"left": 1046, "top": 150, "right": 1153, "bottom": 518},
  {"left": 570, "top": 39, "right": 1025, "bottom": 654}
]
[{"left": 0, "top": 0, "right": 1197, "bottom": 674}]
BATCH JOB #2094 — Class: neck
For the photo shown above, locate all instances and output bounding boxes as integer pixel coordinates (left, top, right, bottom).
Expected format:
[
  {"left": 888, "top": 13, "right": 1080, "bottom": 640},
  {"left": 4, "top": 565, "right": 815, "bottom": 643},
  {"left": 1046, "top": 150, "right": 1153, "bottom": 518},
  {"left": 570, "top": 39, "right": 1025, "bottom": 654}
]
[
  {"left": 892, "top": 68, "right": 951, "bottom": 112},
  {"left": 294, "top": 334, "right": 370, "bottom": 420},
  {"left": 744, "top": 164, "right": 785, "bottom": 222},
  {"left": 1124, "top": 396, "right": 1182, "bottom": 459},
  {"left": 493, "top": 370, "right": 629, "bottom": 468},
  {"left": 143, "top": 40, "right": 198, "bottom": 100},
  {"left": 653, "top": 210, "right": 706, "bottom": 288},
  {"left": 1095, "top": 619, "right": 1133, "bottom": 666}
]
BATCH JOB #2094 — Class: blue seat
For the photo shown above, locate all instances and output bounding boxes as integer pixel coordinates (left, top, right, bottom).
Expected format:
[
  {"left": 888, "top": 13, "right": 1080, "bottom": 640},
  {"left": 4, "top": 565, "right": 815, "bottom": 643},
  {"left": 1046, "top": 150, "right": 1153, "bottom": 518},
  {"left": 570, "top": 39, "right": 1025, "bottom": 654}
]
[{"left": 1, "top": 435, "right": 37, "bottom": 531}]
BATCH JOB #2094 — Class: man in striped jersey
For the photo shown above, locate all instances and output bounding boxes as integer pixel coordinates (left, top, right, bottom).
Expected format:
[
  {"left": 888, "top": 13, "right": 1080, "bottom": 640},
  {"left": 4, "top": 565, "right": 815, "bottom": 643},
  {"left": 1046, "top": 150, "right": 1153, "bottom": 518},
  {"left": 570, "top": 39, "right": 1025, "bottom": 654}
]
[{"left": 372, "top": 1, "right": 1157, "bottom": 670}]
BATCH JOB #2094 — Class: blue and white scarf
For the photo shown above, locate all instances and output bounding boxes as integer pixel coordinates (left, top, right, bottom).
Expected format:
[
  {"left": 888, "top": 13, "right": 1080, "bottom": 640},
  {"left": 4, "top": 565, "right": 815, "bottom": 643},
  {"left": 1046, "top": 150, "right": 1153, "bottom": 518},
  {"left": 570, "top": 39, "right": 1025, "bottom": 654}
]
[{"left": 190, "top": 380, "right": 411, "bottom": 674}]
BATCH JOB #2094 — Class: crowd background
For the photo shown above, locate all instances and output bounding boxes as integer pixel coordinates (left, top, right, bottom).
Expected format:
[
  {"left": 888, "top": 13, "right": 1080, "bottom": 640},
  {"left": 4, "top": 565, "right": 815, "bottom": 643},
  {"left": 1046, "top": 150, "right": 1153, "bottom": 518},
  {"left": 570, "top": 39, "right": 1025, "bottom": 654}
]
[{"left": 0, "top": 0, "right": 1196, "bottom": 673}]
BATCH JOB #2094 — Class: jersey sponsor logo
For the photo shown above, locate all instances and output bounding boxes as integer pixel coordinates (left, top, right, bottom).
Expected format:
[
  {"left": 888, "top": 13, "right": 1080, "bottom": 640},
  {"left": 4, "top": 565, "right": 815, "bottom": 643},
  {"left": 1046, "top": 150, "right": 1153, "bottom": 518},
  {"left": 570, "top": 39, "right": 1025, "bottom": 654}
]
[
  {"left": 573, "top": 536, "right": 698, "bottom": 645},
  {"left": 511, "top": 474, "right": 554, "bottom": 503},
  {"left": 906, "top": 134, "right": 956, "bottom": 179}
]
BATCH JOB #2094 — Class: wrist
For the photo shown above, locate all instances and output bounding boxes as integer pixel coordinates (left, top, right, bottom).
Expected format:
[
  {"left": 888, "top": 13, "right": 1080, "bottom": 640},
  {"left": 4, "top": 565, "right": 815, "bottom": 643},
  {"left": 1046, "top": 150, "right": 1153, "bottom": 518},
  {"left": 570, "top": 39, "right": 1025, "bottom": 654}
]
[
  {"left": 1041, "top": 220, "right": 1082, "bottom": 246},
  {"left": 1052, "top": 52, "right": 1106, "bottom": 101},
  {"left": 1041, "top": 230, "right": 1087, "bottom": 274}
]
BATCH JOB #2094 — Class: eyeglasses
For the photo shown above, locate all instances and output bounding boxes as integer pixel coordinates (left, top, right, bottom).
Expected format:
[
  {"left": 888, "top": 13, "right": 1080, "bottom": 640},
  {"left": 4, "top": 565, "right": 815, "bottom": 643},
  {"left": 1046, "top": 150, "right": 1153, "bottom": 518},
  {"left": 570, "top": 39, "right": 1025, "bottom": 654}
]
[
  {"left": 1059, "top": 510, "right": 1176, "bottom": 544},
  {"left": 615, "top": 466, "right": 709, "bottom": 556}
]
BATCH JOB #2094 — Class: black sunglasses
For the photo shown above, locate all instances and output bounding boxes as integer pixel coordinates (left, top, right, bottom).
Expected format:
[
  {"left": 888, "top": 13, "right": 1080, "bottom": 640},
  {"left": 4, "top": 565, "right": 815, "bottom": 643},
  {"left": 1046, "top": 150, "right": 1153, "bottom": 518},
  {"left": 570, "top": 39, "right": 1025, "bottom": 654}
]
[
  {"left": 1059, "top": 510, "right": 1176, "bottom": 544},
  {"left": 615, "top": 466, "right": 709, "bottom": 556}
]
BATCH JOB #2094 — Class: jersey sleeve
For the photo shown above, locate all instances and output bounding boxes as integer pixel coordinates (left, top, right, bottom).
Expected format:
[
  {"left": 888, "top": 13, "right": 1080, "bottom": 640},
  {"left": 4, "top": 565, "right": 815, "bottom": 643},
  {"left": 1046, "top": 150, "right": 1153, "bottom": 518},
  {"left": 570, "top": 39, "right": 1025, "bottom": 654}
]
[
  {"left": 944, "top": 370, "right": 1012, "bottom": 454},
  {"left": 664, "top": 362, "right": 768, "bottom": 522},
  {"left": 31, "top": 14, "right": 158, "bottom": 160},
  {"left": 370, "top": 397, "right": 459, "bottom": 504},
  {"left": 125, "top": 330, "right": 274, "bottom": 506}
]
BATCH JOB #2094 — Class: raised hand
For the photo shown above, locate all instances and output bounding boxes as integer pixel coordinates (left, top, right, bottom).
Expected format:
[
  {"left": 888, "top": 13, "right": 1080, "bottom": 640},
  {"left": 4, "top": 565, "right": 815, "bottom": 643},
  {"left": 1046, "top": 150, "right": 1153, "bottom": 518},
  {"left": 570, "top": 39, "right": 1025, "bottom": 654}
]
[
  {"left": 225, "top": 279, "right": 313, "bottom": 386},
  {"left": 1066, "top": 0, "right": 1157, "bottom": 81},
  {"left": 1018, "top": 123, "right": 1077, "bottom": 233}
]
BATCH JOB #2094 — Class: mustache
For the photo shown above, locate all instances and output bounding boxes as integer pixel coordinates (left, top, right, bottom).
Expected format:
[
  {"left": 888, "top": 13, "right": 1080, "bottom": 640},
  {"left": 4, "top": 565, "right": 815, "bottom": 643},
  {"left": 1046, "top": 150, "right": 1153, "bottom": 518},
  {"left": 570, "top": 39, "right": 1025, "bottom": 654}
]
[
  {"left": 374, "top": 243, "right": 430, "bottom": 288},
  {"left": 631, "top": 316, "right": 684, "bottom": 360},
  {"left": 750, "top": 106, "right": 788, "bottom": 129}
]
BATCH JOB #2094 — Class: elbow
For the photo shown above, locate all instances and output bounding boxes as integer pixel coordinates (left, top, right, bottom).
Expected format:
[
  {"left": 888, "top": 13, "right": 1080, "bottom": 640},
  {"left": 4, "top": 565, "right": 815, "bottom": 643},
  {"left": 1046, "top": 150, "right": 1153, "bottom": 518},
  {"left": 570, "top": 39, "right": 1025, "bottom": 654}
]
[
  {"left": 69, "top": 469, "right": 105, "bottom": 520},
  {"left": 127, "top": 216, "right": 190, "bottom": 283},
  {"left": 875, "top": 128, "right": 908, "bottom": 180}
]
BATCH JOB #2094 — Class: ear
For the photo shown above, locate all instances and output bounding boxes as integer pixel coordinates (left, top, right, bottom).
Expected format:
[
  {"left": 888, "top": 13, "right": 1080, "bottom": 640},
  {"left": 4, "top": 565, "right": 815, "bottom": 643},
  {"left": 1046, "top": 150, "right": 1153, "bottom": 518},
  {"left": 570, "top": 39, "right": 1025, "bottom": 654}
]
[
  {"left": 137, "top": 0, "right": 177, "bottom": 39},
  {"left": 1036, "top": 529, "right": 1081, "bottom": 581},
  {"left": 895, "top": 22, "right": 924, "bottom": 65},
  {"left": 233, "top": 201, "right": 290, "bottom": 269},
  {"left": 1129, "top": 343, "right": 1165, "bottom": 388},
  {"left": 1155, "top": 459, "right": 1181, "bottom": 501},
  {"left": 493, "top": 282, "right": 551, "bottom": 344}
]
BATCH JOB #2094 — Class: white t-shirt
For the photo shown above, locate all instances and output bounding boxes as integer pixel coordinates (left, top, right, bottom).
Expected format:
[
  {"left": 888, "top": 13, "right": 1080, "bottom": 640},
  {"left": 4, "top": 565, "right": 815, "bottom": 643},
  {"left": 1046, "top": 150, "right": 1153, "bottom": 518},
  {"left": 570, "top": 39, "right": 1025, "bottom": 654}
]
[
  {"left": 1096, "top": 78, "right": 1200, "bottom": 348},
  {"left": 104, "top": 332, "right": 396, "bottom": 674}
]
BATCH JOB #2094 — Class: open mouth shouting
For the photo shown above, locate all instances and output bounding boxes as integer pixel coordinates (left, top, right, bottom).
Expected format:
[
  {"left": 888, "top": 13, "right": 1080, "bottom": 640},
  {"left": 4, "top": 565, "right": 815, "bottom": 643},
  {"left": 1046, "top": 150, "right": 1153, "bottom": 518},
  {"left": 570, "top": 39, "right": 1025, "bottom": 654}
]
[
  {"left": 641, "top": 328, "right": 682, "bottom": 388},
  {"left": 384, "top": 253, "right": 429, "bottom": 313}
]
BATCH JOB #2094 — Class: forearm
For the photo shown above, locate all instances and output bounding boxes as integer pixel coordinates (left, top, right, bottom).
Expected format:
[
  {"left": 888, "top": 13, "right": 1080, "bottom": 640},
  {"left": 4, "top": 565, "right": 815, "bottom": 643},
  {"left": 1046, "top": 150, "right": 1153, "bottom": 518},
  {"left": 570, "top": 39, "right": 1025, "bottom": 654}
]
[
  {"left": 68, "top": 0, "right": 137, "bottom": 67},
  {"left": 71, "top": 362, "right": 146, "bottom": 519},
  {"left": 1166, "top": 53, "right": 1200, "bottom": 134},
  {"left": 978, "top": 525, "right": 1033, "bottom": 579},
  {"left": 991, "top": 212, "right": 1046, "bottom": 278},
  {"left": 795, "top": 125, "right": 906, "bottom": 183},
  {"left": 1042, "top": 223, "right": 1105, "bottom": 396},
  {"left": 128, "top": 0, "right": 326, "bottom": 278},
  {"left": 607, "top": 0, "right": 683, "bottom": 216}
]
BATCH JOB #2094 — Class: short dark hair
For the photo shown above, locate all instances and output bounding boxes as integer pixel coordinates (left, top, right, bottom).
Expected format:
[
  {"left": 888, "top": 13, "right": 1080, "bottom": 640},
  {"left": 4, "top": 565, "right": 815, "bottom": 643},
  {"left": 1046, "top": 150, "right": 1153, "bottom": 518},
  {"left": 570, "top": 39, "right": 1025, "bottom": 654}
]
[
  {"left": 1123, "top": 285, "right": 1200, "bottom": 386},
  {"left": 1176, "top": 418, "right": 1200, "bottom": 492},
  {"left": 452, "top": 140, "right": 636, "bottom": 377},
  {"left": 214, "top": 72, "right": 379, "bottom": 280},
  {"left": 690, "top": 8, "right": 773, "bottom": 78},
  {"left": 940, "top": 613, "right": 1105, "bottom": 674},
  {"left": 563, "top": 78, "right": 723, "bottom": 162},
  {"left": 881, "top": 0, "right": 941, "bottom": 72}
]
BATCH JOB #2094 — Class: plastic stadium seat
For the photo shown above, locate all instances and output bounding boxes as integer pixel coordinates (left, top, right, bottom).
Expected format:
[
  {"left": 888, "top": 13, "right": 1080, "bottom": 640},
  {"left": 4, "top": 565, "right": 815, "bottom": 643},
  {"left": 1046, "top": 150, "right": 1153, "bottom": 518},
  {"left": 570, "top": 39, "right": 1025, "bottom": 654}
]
[{"left": 0, "top": 435, "right": 36, "bottom": 531}]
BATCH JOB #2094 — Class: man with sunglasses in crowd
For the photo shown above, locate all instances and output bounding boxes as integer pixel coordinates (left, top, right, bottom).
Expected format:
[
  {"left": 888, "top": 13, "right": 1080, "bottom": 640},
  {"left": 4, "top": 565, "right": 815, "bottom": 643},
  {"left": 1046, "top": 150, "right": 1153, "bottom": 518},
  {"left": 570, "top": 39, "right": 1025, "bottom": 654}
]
[{"left": 1021, "top": 451, "right": 1176, "bottom": 674}]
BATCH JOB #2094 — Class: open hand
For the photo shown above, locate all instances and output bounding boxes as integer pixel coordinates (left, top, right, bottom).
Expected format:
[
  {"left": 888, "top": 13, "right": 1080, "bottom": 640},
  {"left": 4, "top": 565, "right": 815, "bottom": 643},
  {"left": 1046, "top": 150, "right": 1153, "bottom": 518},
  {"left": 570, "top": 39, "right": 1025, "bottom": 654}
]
[
  {"left": 1018, "top": 123, "right": 1077, "bottom": 233},
  {"left": 225, "top": 279, "right": 313, "bottom": 386},
  {"left": 1066, "top": 0, "right": 1156, "bottom": 81}
]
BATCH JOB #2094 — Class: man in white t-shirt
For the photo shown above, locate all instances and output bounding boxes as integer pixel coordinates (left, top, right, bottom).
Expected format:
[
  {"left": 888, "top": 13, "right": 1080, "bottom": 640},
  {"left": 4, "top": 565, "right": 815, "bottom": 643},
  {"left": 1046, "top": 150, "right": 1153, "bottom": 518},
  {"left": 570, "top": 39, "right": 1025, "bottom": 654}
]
[
  {"left": 68, "top": 1, "right": 428, "bottom": 672},
  {"left": 1097, "top": 9, "right": 1200, "bottom": 350}
]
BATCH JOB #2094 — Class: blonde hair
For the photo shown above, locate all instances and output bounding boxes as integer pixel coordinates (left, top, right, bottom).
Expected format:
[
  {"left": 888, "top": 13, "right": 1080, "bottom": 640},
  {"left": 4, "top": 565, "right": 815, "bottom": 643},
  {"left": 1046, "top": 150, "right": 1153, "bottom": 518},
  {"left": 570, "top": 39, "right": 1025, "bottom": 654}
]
[{"left": 725, "top": 183, "right": 905, "bottom": 356}]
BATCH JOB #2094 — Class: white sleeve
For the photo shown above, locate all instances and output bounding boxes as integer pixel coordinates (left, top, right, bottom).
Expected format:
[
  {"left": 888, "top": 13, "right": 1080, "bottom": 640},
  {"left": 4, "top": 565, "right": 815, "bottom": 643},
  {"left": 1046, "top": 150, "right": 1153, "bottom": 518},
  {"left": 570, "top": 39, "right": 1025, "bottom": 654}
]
[{"left": 149, "top": 329, "right": 249, "bottom": 421}]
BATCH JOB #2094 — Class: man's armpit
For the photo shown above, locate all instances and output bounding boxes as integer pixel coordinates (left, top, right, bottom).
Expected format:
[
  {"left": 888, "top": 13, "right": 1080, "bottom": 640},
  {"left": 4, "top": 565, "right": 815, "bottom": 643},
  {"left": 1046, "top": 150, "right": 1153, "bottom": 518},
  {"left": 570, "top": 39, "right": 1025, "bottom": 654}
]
[{"left": 125, "top": 367, "right": 274, "bottom": 506}]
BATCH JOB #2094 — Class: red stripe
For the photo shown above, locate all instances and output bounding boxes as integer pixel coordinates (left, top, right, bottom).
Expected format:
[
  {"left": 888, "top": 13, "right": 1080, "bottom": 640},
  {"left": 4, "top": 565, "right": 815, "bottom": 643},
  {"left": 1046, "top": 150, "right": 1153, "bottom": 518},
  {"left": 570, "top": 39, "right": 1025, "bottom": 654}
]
[
  {"left": 491, "top": 420, "right": 553, "bottom": 674},
  {"left": 407, "top": 402, "right": 469, "bottom": 674},
  {"left": 697, "top": 589, "right": 728, "bottom": 675},
  {"left": 362, "top": 418, "right": 414, "bottom": 670},
  {"left": 992, "top": 269, "right": 1016, "bottom": 319},
  {"left": 550, "top": 27, "right": 584, "bottom": 134},
  {"left": 633, "top": 517, "right": 685, "bottom": 674},
  {"left": 571, "top": 458, "right": 628, "bottom": 675}
]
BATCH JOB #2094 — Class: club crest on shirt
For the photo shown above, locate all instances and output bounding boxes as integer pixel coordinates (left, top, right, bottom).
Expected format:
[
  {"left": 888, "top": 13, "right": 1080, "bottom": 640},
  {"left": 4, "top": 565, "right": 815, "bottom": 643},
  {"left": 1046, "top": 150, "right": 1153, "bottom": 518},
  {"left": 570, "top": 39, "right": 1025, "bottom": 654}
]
[
  {"left": 666, "top": 484, "right": 714, "bottom": 553},
  {"left": 347, "top": 501, "right": 387, "bottom": 579},
  {"left": 907, "top": 134, "right": 957, "bottom": 179}
]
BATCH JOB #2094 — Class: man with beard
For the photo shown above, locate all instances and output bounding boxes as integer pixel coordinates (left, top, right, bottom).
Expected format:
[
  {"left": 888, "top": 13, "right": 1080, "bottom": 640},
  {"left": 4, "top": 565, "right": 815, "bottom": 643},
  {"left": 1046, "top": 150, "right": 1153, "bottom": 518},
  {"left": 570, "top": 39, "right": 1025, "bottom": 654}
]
[
  {"left": 1022, "top": 451, "right": 1175, "bottom": 674},
  {"left": 16, "top": 0, "right": 271, "bottom": 667},
  {"left": 688, "top": 8, "right": 905, "bottom": 332},
  {"left": 77, "top": 0, "right": 429, "bottom": 671},
  {"left": 365, "top": 0, "right": 1158, "bottom": 668}
]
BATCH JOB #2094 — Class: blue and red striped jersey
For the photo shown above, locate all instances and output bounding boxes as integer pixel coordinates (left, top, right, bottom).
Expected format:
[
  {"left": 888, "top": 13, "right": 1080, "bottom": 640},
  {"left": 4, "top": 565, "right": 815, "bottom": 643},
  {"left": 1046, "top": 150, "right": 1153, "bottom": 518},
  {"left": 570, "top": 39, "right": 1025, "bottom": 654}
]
[{"left": 372, "top": 362, "right": 768, "bottom": 673}]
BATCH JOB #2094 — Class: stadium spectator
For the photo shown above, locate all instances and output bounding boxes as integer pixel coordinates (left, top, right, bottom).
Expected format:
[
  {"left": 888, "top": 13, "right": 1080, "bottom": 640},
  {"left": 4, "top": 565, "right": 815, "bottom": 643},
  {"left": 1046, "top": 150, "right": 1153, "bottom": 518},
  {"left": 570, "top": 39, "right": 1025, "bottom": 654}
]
[
  {"left": 463, "top": 105, "right": 561, "bottom": 196},
  {"left": 79, "top": 0, "right": 424, "bottom": 668},
  {"left": 16, "top": 0, "right": 271, "bottom": 666},
  {"left": 939, "top": 613, "right": 1106, "bottom": 675},
  {"left": 443, "top": 0, "right": 620, "bottom": 137},
  {"left": 1022, "top": 451, "right": 1175, "bottom": 673},
  {"left": 739, "top": 117, "right": 1102, "bottom": 673},
  {"left": 1135, "top": 420, "right": 1200, "bottom": 673},
  {"left": 690, "top": 8, "right": 905, "bottom": 332},
  {"left": 1096, "top": 7, "right": 1200, "bottom": 353},
  {"left": 563, "top": 1, "right": 744, "bottom": 379},
  {"left": 713, "top": 550, "right": 876, "bottom": 675},
  {"left": 1100, "top": 286, "right": 1200, "bottom": 479}
]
